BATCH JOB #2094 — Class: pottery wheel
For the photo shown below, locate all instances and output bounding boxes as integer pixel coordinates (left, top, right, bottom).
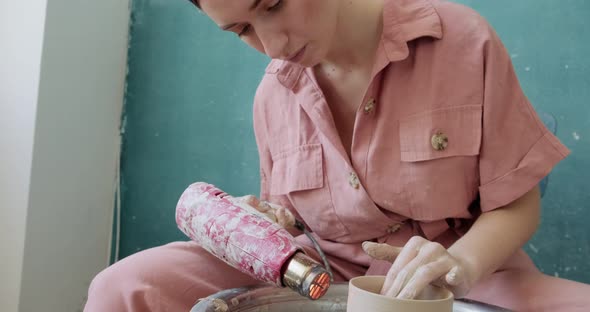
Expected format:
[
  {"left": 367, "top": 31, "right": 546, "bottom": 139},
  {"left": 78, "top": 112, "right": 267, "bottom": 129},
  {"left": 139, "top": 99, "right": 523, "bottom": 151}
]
[{"left": 191, "top": 283, "right": 511, "bottom": 312}]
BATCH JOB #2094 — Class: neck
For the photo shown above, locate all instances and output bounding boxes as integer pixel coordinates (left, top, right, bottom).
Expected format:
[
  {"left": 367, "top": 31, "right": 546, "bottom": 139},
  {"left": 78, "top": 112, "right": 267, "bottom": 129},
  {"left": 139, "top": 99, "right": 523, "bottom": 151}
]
[{"left": 320, "top": 0, "right": 384, "bottom": 71}]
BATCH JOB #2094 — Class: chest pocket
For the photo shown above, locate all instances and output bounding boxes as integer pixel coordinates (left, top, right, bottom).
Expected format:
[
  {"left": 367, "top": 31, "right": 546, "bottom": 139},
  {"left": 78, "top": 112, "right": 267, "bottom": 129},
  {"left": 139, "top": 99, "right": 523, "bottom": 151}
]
[
  {"left": 398, "top": 105, "right": 482, "bottom": 220},
  {"left": 270, "top": 144, "right": 349, "bottom": 239}
]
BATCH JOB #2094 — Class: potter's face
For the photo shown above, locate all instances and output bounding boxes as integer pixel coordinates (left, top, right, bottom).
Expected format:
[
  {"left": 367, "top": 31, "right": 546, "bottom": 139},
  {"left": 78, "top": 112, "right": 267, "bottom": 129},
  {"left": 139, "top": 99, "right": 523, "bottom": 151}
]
[{"left": 199, "top": 0, "right": 340, "bottom": 67}]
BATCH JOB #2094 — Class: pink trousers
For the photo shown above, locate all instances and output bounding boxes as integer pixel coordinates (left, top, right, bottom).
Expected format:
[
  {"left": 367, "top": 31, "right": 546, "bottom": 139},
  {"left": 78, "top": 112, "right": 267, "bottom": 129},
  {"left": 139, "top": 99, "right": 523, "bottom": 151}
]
[{"left": 85, "top": 240, "right": 590, "bottom": 312}]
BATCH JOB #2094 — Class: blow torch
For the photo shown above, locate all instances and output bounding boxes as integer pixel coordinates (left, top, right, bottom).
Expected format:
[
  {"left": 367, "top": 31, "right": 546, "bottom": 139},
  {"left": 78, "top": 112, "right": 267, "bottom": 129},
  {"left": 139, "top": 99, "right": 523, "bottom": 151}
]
[{"left": 175, "top": 182, "right": 332, "bottom": 300}]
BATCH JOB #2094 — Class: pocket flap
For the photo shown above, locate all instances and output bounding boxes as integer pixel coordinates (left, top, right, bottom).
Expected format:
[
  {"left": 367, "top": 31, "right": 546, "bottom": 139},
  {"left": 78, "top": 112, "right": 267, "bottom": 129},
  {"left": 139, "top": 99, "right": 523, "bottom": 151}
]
[
  {"left": 399, "top": 105, "right": 482, "bottom": 162},
  {"left": 270, "top": 144, "right": 323, "bottom": 195}
]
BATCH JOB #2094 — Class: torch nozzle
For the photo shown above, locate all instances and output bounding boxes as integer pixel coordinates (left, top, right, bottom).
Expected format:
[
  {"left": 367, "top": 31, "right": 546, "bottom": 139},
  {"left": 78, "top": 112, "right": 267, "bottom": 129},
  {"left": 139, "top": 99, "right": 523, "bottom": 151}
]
[{"left": 282, "top": 252, "right": 331, "bottom": 300}]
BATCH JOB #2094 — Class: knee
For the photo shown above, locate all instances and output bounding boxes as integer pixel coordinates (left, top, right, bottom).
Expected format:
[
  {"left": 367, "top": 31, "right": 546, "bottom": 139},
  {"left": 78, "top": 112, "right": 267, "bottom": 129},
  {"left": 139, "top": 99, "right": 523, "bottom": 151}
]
[
  {"left": 85, "top": 260, "right": 146, "bottom": 311},
  {"left": 88, "top": 263, "right": 121, "bottom": 296},
  {"left": 86, "top": 263, "right": 123, "bottom": 304}
]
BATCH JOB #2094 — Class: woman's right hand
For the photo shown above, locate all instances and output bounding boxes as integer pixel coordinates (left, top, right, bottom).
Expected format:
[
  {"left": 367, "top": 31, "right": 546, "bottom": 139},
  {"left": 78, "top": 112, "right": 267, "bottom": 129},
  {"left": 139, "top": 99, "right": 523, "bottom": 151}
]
[
  {"left": 233, "top": 195, "right": 296, "bottom": 229},
  {"left": 362, "top": 237, "right": 475, "bottom": 299}
]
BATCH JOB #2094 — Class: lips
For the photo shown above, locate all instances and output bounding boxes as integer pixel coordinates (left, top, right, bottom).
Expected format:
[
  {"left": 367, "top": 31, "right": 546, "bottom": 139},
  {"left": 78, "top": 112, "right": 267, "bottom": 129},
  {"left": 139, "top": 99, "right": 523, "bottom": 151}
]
[{"left": 287, "top": 45, "right": 307, "bottom": 63}]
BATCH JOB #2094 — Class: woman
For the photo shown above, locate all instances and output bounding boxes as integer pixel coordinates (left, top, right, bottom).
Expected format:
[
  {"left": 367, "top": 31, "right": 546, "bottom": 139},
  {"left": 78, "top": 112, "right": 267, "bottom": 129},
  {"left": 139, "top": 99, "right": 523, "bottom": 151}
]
[{"left": 85, "top": 0, "right": 590, "bottom": 311}]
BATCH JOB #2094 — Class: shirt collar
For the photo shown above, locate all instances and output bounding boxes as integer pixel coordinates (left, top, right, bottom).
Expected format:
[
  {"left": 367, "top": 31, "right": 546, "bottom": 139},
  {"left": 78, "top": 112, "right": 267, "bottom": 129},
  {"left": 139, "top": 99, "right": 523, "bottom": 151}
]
[
  {"left": 381, "top": 0, "right": 443, "bottom": 62},
  {"left": 267, "top": 0, "right": 443, "bottom": 89}
]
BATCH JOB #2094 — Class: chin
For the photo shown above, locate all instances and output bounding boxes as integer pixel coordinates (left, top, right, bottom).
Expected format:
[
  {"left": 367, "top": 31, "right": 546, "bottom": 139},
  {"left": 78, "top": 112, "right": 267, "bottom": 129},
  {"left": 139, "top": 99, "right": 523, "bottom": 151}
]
[{"left": 299, "top": 47, "right": 322, "bottom": 68}]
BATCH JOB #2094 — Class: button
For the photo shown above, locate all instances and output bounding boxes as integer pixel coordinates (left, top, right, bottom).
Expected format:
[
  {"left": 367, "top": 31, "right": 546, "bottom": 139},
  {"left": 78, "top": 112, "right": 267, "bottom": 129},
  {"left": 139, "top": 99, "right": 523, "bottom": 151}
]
[
  {"left": 387, "top": 223, "right": 402, "bottom": 234},
  {"left": 363, "top": 98, "right": 376, "bottom": 114},
  {"left": 348, "top": 172, "right": 360, "bottom": 189},
  {"left": 431, "top": 132, "right": 448, "bottom": 151}
]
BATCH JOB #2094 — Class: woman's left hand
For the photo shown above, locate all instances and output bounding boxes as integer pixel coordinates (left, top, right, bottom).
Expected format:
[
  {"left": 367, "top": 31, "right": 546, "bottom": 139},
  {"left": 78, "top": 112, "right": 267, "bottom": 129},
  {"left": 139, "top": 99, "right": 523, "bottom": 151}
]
[{"left": 362, "top": 236, "right": 477, "bottom": 299}]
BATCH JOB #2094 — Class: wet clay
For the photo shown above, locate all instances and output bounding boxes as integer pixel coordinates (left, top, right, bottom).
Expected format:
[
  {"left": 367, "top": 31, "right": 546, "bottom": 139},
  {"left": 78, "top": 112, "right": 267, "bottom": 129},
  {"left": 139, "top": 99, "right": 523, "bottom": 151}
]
[
  {"left": 195, "top": 298, "right": 229, "bottom": 312},
  {"left": 347, "top": 276, "right": 453, "bottom": 312}
]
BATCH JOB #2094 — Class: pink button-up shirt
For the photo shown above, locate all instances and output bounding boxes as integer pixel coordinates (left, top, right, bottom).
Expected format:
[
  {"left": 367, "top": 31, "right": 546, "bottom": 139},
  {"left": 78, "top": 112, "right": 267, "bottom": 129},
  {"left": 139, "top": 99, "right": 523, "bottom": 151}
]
[{"left": 253, "top": 0, "right": 569, "bottom": 256}]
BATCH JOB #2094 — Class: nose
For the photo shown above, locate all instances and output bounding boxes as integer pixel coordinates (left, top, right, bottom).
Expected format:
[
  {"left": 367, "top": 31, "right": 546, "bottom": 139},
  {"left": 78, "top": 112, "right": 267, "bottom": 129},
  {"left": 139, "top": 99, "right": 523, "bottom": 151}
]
[{"left": 256, "top": 25, "right": 288, "bottom": 59}]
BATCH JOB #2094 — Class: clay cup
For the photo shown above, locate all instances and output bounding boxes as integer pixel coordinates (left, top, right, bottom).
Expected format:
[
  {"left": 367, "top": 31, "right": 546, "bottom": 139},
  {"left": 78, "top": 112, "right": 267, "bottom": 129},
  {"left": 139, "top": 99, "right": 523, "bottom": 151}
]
[{"left": 347, "top": 275, "right": 454, "bottom": 312}]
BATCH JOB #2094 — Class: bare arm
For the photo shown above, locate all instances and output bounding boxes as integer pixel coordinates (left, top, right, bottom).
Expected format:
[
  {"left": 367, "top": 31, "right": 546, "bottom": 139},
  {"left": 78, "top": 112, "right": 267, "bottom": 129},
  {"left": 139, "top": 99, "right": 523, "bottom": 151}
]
[
  {"left": 363, "top": 185, "right": 541, "bottom": 299},
  {"left": 448, "top": 185, "right": 541, "bottom": 285}
]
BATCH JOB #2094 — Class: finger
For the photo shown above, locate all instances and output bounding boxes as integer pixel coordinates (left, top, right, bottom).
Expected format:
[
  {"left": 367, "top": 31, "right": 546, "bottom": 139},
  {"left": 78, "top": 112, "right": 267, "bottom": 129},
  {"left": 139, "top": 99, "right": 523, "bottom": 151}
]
[
  {"left": 276, "top": 207, "right": 287, "bottom": 225},
  {"left": 445, "top": 265, "right": 464, "bottom": 286},
  {"left": 276, "top": 206, "right": 295, "bottom": 228},
  {"left": 384, "top": 265, "right": 411, "bottom": 297},
  {"left": 381, "top": 237, "right": 426, "bottom": 296},
  {"left": 256, "top": 201, "right": 278, "bottom": 222},
  {"left": 256, "top": 200, "right": 272, "bottom": 213},
  {"left": 386, "top": 241, "right": 446, "bottom": 298},
  {"left": 361, "top": 241, "right": 403, "bottom": 262},
  {"left": 237, "top": 196, "right": 278, "bottom": 222},
  {"left": 240, "top": 195, "right": 260, "bottom": 208},
  {"left": 397, "top": 259, "right": 452, "bottom": 299}
]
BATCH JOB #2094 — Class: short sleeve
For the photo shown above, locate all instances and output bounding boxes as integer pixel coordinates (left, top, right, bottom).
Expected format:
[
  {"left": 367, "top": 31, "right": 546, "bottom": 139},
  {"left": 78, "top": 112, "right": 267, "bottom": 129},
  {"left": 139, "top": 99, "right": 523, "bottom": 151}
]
[{"left": 478, "top": 26, "right": 570, "bottom": 212}]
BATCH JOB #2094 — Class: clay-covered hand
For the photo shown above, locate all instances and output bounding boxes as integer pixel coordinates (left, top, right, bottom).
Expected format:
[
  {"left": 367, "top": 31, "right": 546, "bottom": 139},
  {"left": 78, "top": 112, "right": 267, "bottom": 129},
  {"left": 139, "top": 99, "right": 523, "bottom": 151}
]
[
  {"left": 362, "top": 236, "right": 476, "bottom": 299},
  {"left": 233, "top": 195, "right": 296, "bottom": 229}
]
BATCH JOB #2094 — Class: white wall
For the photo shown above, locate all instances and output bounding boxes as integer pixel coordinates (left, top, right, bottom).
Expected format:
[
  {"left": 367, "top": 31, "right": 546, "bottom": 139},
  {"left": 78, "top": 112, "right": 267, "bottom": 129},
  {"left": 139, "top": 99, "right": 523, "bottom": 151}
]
[
  {"left": 0, "top": 1, "right": 48, "bottom": 311},
  {"left": 0, "top": 0, "right": 130, "bottom": 311}
]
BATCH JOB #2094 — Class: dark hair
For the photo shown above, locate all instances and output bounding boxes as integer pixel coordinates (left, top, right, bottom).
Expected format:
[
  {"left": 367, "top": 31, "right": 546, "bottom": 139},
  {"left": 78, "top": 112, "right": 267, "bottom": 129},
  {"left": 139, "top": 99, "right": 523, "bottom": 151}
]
[{"left": 190, "top": 0, "right": 201, "bottom": 9}]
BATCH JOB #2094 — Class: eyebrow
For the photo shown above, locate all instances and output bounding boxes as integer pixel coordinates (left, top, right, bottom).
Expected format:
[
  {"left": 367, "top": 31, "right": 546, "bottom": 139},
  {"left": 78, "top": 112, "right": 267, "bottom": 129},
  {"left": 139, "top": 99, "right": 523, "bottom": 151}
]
[{"left": 220, "top": 0, "right": 262, "bottom": 31}]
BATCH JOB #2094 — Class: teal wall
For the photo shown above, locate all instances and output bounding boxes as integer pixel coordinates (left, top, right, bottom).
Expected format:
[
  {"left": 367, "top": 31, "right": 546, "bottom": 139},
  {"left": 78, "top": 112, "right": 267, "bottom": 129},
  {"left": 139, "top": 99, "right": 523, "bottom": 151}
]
[{"left": 120, "top": 0, "right": 590, "bottom": 283}]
